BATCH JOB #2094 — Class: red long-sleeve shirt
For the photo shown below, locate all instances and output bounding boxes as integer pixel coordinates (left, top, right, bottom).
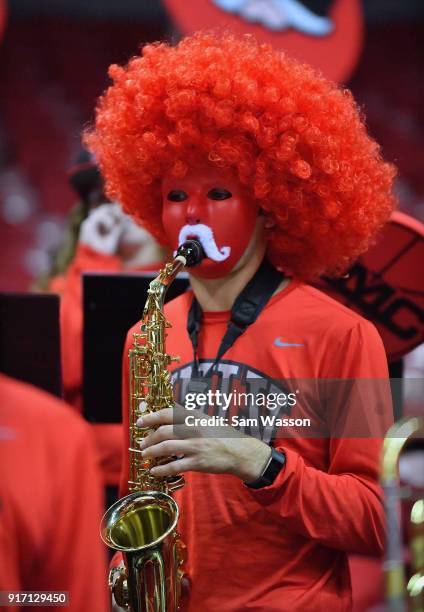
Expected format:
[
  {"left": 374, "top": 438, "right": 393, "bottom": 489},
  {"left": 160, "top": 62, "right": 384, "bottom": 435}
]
[
  {"left": 0, "top": 374, "right": 109, "bottom": 612},
  {"left": 120, "top": 281, "right": 393, "bottom": 611}
]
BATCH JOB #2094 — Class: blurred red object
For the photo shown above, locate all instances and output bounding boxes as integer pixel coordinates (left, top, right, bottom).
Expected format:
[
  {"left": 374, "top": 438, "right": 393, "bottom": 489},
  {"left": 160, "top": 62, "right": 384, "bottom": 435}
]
[
  {"left": 0, "top": 1, "right": 7, "bottom": 45},
  {"left": 164, "top": 0, "right": 363, "bottom": 83},
  {"left": 314, "top": 212, "right": 424, "bottom": 361}
]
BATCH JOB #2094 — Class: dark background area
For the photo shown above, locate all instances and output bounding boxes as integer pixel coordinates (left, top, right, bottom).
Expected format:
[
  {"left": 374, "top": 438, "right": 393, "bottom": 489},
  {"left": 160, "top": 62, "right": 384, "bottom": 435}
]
[{"left": 7, "top": 0, "right": 424, "bottom": 21}]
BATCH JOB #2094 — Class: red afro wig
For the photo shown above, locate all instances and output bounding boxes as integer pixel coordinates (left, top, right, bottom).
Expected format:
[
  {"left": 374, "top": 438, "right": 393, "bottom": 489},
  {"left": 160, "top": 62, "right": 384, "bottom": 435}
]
[{"left": 85, "top": 31, "right": 396, "bottom": 279}]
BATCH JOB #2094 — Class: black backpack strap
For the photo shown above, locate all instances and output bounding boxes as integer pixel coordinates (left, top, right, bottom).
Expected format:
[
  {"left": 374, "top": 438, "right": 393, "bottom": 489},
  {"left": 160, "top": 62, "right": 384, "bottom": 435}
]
[
  {"left": 187, "top": 297, "right": 203, "bottom": 376},
  {"left": 187, "top": 258, "right": 284, "bottom": 376}
]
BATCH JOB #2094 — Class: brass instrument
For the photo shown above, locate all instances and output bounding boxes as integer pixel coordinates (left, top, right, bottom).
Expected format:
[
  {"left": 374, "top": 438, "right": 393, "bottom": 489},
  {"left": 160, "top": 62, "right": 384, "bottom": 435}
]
[
  {"left": 101, "top": 240, "right": 204, "bottom": 612},
  {"left": 381, "top": 417, "right": 424, "bottom": 611}
]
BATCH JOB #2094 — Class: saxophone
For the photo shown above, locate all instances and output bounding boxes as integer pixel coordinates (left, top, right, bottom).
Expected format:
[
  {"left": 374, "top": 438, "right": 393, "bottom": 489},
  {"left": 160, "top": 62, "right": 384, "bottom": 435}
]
[
  {"left": 381, "top": 417, "right": 424, "bottom": 611},
  {"left": 100, "top": 240, "right": 204, "bottom": 612}
]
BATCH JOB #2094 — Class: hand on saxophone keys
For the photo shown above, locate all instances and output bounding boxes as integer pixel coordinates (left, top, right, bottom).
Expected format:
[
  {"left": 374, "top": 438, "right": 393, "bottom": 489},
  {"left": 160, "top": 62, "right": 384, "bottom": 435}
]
[{"left": 136, "top": 405, "right": 273, "bottom": 484}]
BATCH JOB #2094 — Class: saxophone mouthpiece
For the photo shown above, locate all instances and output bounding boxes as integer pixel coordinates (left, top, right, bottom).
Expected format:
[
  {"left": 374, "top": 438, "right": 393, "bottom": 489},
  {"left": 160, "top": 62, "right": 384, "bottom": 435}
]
[{"left": 176, "top": 240, "right": 206, "bottom": 267}]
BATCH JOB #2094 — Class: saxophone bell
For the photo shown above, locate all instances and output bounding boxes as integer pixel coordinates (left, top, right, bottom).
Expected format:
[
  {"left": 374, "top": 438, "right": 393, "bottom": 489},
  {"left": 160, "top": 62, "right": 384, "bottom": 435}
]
[{"left": 101, "top": 492, "right": 181, "bottom": 612}]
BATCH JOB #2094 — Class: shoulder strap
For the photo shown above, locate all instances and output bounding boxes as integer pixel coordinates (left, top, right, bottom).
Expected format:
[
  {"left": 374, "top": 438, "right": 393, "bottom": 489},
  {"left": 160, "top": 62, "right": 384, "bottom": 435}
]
[{"left": 187, "top": 258, "right": 284, "bottom": 376}]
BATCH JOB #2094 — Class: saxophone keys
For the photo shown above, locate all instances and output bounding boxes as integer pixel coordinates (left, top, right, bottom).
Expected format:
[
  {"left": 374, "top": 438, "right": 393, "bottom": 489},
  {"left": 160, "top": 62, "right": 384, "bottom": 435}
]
[
  {"left": 175, "top": 536, "right": 188, "bottom": 565},
  {"left": 109, "top": 565, "right": 128, "bottom": 609},
  {"left": 129, "top": 446, "right": 143, "bottom": 454},
  {"left": 138, "top": 400, "right": 148, "bottom": 414}
]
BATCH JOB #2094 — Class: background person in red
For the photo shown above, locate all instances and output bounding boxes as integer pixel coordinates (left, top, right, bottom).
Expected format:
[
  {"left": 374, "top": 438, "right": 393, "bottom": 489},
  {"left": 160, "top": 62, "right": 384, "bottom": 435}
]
[
  {"left": 87, "top": 32, "right": 395, "bottom": 611},
  {"left": 36, "top": 149, "right": 165, "bottom": 414},
  {"left": 35, "top": 151, "right": 166, "bottom": 486},
  {"left": 0, "top": 374, "right": 109, "bottom": 612}
]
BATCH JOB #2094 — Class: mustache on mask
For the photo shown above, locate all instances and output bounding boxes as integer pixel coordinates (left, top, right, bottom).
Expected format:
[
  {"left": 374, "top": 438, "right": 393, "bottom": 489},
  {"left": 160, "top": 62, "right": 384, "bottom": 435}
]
[{"left": 177, "top": 224, "right": 231, "bottom": 262}]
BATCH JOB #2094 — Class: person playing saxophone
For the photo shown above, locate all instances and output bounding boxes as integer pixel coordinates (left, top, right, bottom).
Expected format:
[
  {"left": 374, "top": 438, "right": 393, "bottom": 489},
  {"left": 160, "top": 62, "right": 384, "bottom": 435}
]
[{"left": 86, "top": 31, "right": 395, "bottom": 612}]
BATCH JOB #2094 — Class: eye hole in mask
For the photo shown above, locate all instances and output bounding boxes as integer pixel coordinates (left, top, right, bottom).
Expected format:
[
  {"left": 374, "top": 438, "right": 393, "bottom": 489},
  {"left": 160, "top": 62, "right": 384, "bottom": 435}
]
[
  {"left": 167, "top": 190, "right": 188, "bottom": 202},
  {"left": 207, "top": 188, "right": 232, "bottom": 201}
]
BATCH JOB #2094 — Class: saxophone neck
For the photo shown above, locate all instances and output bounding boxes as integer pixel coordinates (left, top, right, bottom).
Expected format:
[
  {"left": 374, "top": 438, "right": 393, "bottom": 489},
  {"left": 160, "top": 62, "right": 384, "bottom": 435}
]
[
  {"left": 145, "top": 239, "right": 205, "bottom": 312},
  {"left": 158, "top": 257, "right": 186, "bottom": 288},
  {"left": 143, "top": 256, "right": 186, "bottom": 317}
]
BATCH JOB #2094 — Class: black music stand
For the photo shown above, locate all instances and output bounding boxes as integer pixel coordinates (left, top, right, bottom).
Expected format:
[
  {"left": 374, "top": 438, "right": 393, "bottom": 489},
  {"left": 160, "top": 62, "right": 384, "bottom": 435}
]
[
  {"left": 0, "top": 292, "right": 62, "bottom": 397},
  {"left": 83, "top": 272, "right": 189, "bottom": 423}
]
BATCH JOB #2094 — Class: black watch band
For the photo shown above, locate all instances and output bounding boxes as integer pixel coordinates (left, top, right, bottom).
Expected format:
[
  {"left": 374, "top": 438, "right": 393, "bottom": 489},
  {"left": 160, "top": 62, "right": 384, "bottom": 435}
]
[{"left": 245, "top": 447, "right": 286, "bottom": 490}]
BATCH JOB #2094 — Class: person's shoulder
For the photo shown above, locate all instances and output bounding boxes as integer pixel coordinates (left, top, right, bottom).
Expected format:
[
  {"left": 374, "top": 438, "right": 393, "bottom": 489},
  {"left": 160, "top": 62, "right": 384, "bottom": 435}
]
[
  {"left": 48, "top": 274, "right": 66, "bottom": 294},
  {"left": 287, "top": 281, "right": 373, "bottom": 330},
  {"left": 0, "top": 374, "right": 90, "bottom": 436},
  {"left": 272, "top": 281, "right": 384, "bottom": 350}
]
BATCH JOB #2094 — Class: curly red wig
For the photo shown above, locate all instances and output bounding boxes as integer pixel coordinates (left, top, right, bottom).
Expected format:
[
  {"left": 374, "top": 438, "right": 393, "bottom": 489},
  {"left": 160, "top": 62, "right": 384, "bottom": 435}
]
[{"left": 85, "top": 31, "right": 396, "bottom": 279}]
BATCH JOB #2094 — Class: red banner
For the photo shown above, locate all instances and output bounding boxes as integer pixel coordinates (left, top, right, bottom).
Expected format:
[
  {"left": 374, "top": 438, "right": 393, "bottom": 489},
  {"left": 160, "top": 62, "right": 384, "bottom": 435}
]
[{"left": 315, "top": 212, "right": 424, "bottom": 361}]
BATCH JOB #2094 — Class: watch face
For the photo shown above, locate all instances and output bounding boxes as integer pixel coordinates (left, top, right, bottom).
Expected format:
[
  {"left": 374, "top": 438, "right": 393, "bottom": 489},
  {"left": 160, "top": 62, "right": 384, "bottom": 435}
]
[
  {"left": 247, "top": 448, "right": 286, "bottom": 488},
  {"left": 265, "top": 449, "right": 286, "bottom": 483}
]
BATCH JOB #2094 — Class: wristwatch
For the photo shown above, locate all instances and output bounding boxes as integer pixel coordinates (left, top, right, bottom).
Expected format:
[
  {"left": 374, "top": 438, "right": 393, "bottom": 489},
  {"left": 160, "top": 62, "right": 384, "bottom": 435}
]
[{"left": 245, "top": 447, "right": 286, "bottom": 489}]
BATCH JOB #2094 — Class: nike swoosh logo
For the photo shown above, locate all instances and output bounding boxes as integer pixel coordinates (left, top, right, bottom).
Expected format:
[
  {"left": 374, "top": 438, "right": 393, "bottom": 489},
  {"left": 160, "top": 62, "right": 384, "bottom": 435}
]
[{"left": 274, "top": 338, "right": 304, "bottom": 348}]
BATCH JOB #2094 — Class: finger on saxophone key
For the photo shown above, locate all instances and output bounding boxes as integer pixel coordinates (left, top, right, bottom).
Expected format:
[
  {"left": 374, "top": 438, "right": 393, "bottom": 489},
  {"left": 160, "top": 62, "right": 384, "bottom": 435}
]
[
  {"left": 137, "top": 432, "right": 154, "bottom": 449},
  {"left": 137, "top": 400, "right": 148, "bottom": 415},
  {"left": 137, "top": 414, "right": 155, "bottom": 428},
  {"left": 136, "top": 407, "right": 174, "bottom": 428},
  {"left": 136, "top": 404, "right": 152, "bottom": 431}
]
